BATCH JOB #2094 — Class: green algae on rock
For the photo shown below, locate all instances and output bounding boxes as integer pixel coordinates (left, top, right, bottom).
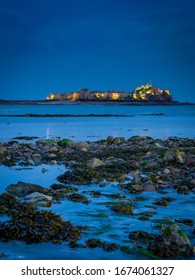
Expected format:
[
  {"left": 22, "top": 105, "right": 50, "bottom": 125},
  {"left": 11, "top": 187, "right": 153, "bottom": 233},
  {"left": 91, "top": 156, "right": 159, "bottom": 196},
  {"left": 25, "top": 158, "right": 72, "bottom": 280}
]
[
  {"left": 66, "top": 193, "right": 90, "bottom": 204},
  {"left": 85, "top": 238, "right": 118, "bottom": 251},
  {"left": 111, "top": 203, "right": 133, "bottom": 215}
]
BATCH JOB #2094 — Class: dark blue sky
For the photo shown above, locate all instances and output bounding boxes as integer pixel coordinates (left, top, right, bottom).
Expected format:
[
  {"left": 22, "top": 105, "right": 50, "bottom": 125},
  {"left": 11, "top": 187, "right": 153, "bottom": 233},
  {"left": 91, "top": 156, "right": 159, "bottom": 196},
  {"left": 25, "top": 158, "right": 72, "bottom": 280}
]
[{"left": 0, "top": 0, "right": 195, "bottom": 101}]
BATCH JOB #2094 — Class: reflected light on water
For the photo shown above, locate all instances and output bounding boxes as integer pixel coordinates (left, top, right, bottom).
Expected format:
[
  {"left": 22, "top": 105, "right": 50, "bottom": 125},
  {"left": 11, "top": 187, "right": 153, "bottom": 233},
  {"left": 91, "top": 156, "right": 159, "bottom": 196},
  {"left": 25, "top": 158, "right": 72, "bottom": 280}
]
[{"left": 46, "top": 126, "right": 50, "bottom": 139}]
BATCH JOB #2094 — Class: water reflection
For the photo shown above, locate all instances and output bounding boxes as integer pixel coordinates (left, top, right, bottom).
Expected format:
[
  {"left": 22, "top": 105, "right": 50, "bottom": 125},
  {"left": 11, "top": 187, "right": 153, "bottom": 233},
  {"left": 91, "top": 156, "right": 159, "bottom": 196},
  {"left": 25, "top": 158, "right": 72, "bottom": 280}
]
[{"left": 46, "top": 125, "right": 50, "bottom": 139}]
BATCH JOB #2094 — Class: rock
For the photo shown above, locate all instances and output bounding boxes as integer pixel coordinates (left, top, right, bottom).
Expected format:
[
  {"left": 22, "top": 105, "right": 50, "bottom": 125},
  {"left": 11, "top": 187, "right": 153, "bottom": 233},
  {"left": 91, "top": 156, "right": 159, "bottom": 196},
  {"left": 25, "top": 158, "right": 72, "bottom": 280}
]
[
  {"left": 177, "top": 185, "right": 189, "bottom": 194},
  {"left": 122, "top": 183, "right": 143, "bottom": 194},
  {"left": 111, "top": 203, "right": 133, "bottom": 215},
  {"left": 104, "top": 157, "right": 125, "bottom": 165},
  {"left": 24, "top": 192, "right": 52, "bottom": 207},
  {"left": 154, "top": 197, "right": 175, "bottom": 206},
  {"left": 85, "top": 238, "right": 118, "bottom": 251},
  {"left": 64, "top": 147, "right": 75, "bottom": 154},
  {"left": 81, "top": 148, "right": 88, "bottom": 152},
  {"left": 106, "top": 136, "right": 125, "bottom": 145},
  {"left": 130, "top": 184, "right": 143, "bottom": 193},
  {"left": 113, "top": 137, "right": 126, "bottom": 145},
  {"left": 6, "top": 181, "right": 46, "bottom": 198},
  {"left": 131, "top": 170, "right": 140, "bottom": 181},
  {"left": 70, "top": 142, "right": 90, "bottom": 151},
  {"left": 50, "top": 160, "right": 58, "bottom": 165},
  {"left": 106, "top": 136, "right": 115, "bottom": 144},
  {"left": 32, "top": 154, "right": 42, "bottom": 164},
  {"left": 155, "top": 142, "right": 164, "bottom": 149},
  {"left": 87, "top": 158, "right": 104, "bottom": 168},
  {"left": 163, "top": 148, "right": 185, "bottom": 164},
  {"left": 12, "top": 143, "right": 19, "bottom": 149},
  {"left": 161, "top": 224, "right": 190, "bottom": 246},
  {"left": 12, "top": 136, "right": 38, "bottom": 140},
  {"left": 129, "top": 230, "right": 155, "bottom": 243},
  {"left": 47, "top": 153, "right": 57, "bottom": 159},
  {"left": 66, "top": 193, "right": 90, "bottom": 204},
  {"left": 41, "top": 168, "right": 46, "bottom": 173},
  {"left": 49, "top": 146, "right": 58, "bottom": 152},
  {"left": 0, "top": 202, "right": 85, "bottom": 243},
  {"left": 144, "top": 185, "right": 156, "bottom": 191},
  {"left": 163, "top": 168, "right": 171, "bottom": 175},
  {"left": 27, "top": 159, "right": 34, "bottom": 165},
  {"left": 175, "top": 218, "right": 194, "bottom": 227},
  {"left": 154, "top": 198, "right": 168, "bottom": 206},
  {"left": 0, "top": 146, "right": 7, "bottom": 156}
]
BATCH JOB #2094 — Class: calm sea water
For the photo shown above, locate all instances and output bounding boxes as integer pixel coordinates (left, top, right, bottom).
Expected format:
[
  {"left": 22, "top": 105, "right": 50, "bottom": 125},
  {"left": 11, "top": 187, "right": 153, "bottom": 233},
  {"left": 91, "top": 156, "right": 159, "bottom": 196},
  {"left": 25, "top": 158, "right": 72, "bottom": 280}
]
[
  {"left": 0, "top": 104, "right": 195, "bottom": 260},
  {"left": 0, "top": 104, "right": 194, "bottom": 141}
]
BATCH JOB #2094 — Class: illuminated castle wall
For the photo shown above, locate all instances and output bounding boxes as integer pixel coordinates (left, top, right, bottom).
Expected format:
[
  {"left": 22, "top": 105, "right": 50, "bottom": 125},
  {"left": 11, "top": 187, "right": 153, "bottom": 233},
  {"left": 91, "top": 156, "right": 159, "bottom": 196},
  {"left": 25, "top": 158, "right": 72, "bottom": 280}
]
[{"left": 46, "top": 84, "right": 172, "bottom": 102}]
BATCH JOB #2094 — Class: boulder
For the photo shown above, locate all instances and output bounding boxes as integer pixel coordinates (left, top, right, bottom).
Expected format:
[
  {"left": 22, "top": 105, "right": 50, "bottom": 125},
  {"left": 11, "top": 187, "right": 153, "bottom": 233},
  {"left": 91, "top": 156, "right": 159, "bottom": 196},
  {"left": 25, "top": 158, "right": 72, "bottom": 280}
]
[
  {"left": 50, "top": 160, "right": 58, "bottom": 165},
  {"left": 70, "top": 142, "right": 90, "bottom": 151},
  {"left": 106, "top": 136, "right": 125, "bottom": 145},
  {"left": 87, "top": 158, "right": 104, "bottom": 168},
  {"left": 47, "top": 153, "right": 57, "bottom": 159},
  {"left": 32, "top": 154, "right": 42, "bottom": 164},
  {"left": 106, "top": 136, "right": 115, "bottom": 144},
  {"left": 24, "top": 192, "right": 52, "bottom": 207},
  {"left": 49, "top": 146, "right": 58, "bottom": 153},
  {"left": 163, "top": 148, "right": 185, "bottom": 164},
  {"left": 148, "top": 224, "right": 192, "bottom": 258},
  {"left": 161, "top": 224, "right": 190, "bottom": 246},
  {"left": 130, "top": 184, "right": 143, "bottom": 193},
  {"left": 6, "top": 181, "right": 46, "bottom": 198}
]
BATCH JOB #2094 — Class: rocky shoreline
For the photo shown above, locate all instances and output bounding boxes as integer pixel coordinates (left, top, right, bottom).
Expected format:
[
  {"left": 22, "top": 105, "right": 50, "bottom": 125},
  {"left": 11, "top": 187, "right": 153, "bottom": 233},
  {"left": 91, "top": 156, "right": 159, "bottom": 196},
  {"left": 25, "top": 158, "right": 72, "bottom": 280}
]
[
  {"left": 0, "top": 99, "right": 194, "bottom": 106},
  {"left": 0, "top": 136, "right": 195, "bottom": 259}
]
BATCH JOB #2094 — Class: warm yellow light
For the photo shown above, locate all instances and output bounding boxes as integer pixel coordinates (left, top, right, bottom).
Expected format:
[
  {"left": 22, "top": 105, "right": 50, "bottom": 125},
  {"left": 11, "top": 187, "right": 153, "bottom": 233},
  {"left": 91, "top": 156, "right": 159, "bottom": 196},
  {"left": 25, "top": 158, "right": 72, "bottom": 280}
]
[
  {"left": 50, "top": 94, "right": 55, "bottom": 100},
  {"left": 111, "top": 93, "right": 119, "bottom": 100},
  {"left": 72, "top": 92, "right": 79, "bottom": 100},
  {"left": 95, "top": 93, "right": 106, "bottom": 98}
]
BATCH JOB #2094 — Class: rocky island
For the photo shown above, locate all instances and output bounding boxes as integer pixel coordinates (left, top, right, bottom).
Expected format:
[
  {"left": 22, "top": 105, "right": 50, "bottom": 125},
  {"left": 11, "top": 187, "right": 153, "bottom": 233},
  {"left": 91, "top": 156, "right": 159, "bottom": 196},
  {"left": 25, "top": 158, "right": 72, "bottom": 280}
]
[
  {"left": 0, "top": 83, "right": 194, "bottom": 106},
  {"left": 46, "top": 83, "right": 173, "bottom": 103}
]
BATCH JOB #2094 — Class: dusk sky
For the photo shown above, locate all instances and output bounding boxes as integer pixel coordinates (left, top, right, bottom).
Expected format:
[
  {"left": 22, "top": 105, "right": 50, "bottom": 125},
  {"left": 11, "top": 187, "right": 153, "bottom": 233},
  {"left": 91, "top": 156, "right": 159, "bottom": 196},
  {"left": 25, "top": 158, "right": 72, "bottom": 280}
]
[{"left": 0, "top": 0, "right": 195, "bottom": 101}]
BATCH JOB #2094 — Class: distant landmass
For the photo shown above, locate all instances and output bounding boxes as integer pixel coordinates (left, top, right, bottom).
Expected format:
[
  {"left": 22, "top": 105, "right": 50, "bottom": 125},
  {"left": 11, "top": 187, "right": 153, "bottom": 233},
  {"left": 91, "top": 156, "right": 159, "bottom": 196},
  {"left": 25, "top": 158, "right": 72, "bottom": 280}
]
[
  {"left": 0, "top": 83, "right": 194, "bottom": 105},
  {"left": 46, "top": 83, "right": 173, "bottom": 102}
]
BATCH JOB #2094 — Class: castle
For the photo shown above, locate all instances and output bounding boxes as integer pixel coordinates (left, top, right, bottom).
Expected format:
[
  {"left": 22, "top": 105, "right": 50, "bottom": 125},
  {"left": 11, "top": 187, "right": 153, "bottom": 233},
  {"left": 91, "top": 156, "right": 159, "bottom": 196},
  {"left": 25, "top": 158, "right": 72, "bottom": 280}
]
[{"left": 46, "top": 83, "right": 173, "bottom": 102}]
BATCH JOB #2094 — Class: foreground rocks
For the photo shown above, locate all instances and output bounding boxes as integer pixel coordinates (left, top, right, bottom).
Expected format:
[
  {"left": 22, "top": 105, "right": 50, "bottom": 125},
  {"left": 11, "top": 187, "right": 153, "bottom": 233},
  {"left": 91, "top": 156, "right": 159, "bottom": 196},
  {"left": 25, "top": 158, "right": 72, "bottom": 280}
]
[
  {"left": 129, "top": 224, "right": 193, "bottom": 258},
  {"left": 0, "top": 136, "right": 195, "bottom": 259},
  {"left": 6, "top": 181, "right": 46, "bottom": 198},
  {"left": 0, "top": 192, "right": 87, "bottom": 244},
  {"left": 24, "top": 192, "right": 53, "bottom": 207}
]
